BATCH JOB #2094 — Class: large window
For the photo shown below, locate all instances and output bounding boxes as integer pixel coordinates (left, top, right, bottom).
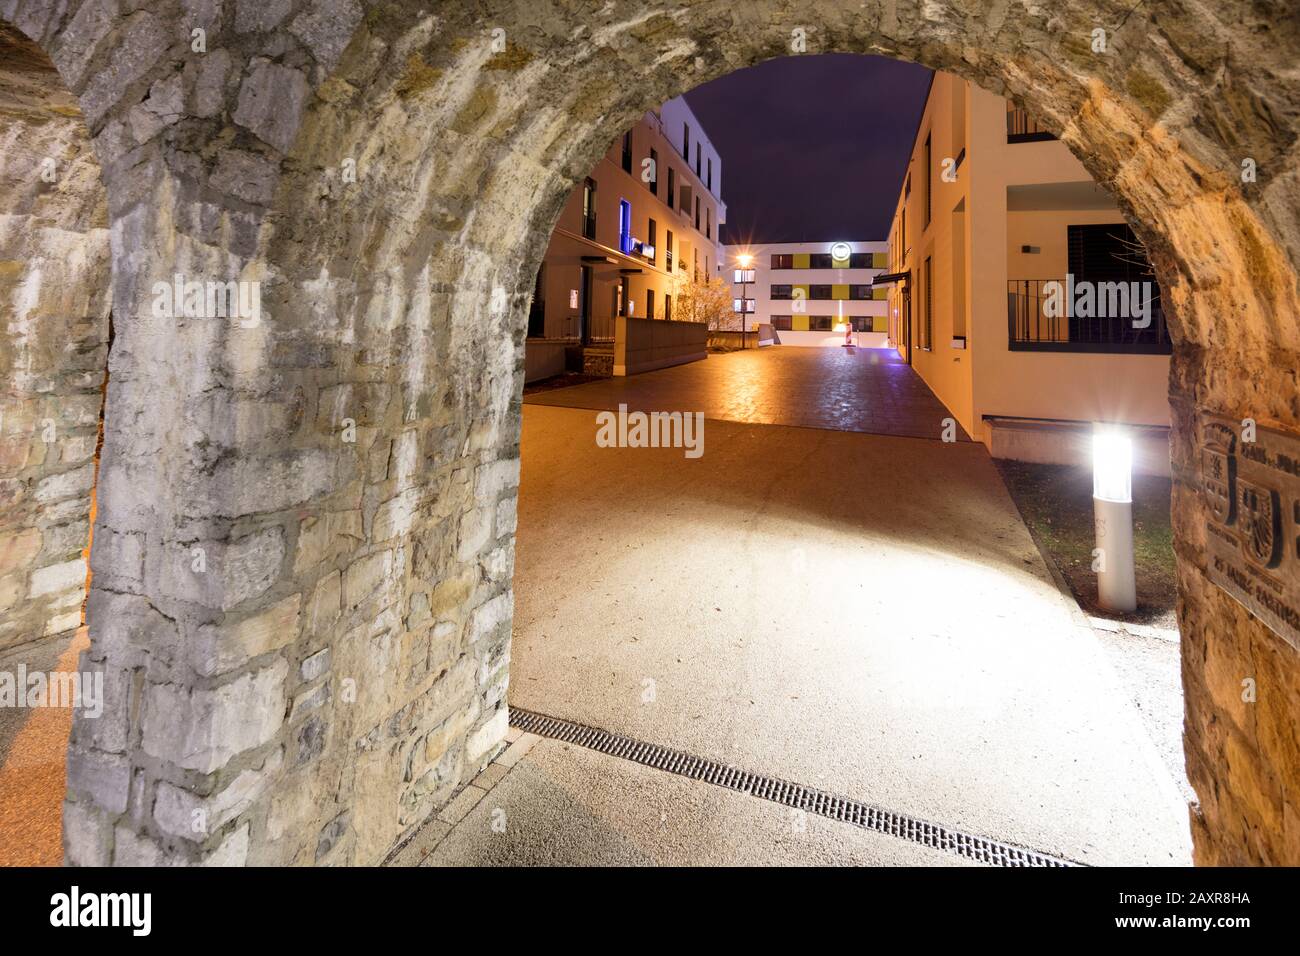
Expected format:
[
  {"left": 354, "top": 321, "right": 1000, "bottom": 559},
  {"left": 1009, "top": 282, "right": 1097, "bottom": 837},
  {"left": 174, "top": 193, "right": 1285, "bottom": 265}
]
[
  {"left": 770, "top": 284, "right": 792, "bottom": 299},
  {"left": 621, "top": 130, "right": 632, "bottom": 173},
  {"left": 809, "top": 316, "right": 832, "bottom": 331},
  {"left": 666, "top": 229, "right": 673, "bottom": 270},
  {"left": 850, "top": 284, "right": 874, "bottom": 300},
  {"left": 646, "top": 289, "right": 655, "bottom": 320},
  {"left": 682, "top": 122, "right": 690, "bottom": 158},
  {"left": 694, "top": 195, "right": 700, "bottom": 230},
  {"left": 664, "top": 293, "right": 672, "bottom": 322},
  {"left": 733, "top": 269, "right": 756, "bottom": 283},
  {"left": 809, "top": 284, "right": 833, "bottom": 300},
  {"left": 527, "top": 264, "right": 545, "bottom": 338},
  {"left": 923, "top": 255, "right": 933, "bottom": 348},
  {"left": 645, "top": 218, "right": 657, "bottom": 265},
  {"left": 771, "top": 253, "right": 793, "bottom": 269},
  {"left": 707, "top": 157, "right": 712, "bottom": 190},
  {"left": 771, "top": 315, "right": 793, "bottom": 330},
  {"left": 849, "top": 252, "right": 873, "bottom": 268},
  {"left": 705, "top": 207, "right": 711, "bottom": 240},
  {"left": 618, "top": 199, "right": 631, "bottom": 254},
  {"left": 923, "top": 133, "right": 932, "bottom": 229},
  {"left": 733, "top": 298, "right": 756, "bottom": 313},
  {"left": 667, "top": 168, "right": 676, "bottom": 210},
  {"left": 582, "top": 178, "right": 596, "bottom": 239},
  {"left": 649, "top": 147, "right": 658, "bottom": 195},
  {"left": 808, "top": 253, "right": 833, "bottom": 269}
]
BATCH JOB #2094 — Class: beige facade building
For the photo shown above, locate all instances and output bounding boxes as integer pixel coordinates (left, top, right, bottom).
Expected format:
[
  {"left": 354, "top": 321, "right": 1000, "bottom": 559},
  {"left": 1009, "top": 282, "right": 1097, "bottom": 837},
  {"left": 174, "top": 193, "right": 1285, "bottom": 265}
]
[
  {"left": 881, "top": 73, "right": 1172, "bottom": 472},
  {"left": 525, "top": 96, "right": 725, "bottom": 381}
]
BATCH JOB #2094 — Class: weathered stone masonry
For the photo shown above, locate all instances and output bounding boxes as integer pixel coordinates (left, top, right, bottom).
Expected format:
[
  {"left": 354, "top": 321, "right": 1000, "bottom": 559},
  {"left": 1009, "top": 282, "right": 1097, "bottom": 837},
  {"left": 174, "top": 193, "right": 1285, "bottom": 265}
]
[{"left": 0, "top": 0, "right": 1295, "bottom": 865}]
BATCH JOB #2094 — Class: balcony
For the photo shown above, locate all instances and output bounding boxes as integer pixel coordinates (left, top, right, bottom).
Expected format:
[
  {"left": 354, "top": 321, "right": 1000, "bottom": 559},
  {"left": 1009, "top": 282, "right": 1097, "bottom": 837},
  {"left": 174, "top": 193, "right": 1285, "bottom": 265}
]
[
  {"left": 1007, "top": 279, "right": 1172, "bottom": 354},
  {"left": 1006, "top": 104, "right": 1056, "bottom": 144}
]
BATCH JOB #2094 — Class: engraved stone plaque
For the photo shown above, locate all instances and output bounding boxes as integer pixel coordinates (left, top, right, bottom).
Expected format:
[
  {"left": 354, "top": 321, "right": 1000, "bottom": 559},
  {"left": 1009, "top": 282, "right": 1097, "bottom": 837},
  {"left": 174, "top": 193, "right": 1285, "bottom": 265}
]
[{"left": 1200, "top": 412, "right": 1300, "bottom": 649}]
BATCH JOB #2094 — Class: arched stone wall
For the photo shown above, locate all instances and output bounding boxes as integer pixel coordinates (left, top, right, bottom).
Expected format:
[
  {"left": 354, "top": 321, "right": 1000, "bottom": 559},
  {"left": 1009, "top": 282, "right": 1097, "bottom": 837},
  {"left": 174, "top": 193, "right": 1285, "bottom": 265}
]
[{"left": 2, "top": 0, "right": 1291, "bottom": 865}]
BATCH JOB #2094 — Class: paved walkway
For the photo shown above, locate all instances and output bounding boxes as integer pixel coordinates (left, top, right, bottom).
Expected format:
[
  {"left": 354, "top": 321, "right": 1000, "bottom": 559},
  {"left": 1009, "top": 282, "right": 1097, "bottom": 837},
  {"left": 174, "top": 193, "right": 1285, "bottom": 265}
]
[
  {"left": 401, "top": 357, "right": 1191, "bottom": 864},
  {"left": 525, "top": 347, "right": 972, "bottom": 441}
]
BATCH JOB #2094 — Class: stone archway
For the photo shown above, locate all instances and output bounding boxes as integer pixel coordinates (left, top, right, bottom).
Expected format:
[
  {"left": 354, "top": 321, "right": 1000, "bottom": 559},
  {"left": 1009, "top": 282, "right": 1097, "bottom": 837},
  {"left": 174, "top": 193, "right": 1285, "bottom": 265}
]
[
  {"left": 0, "top": 20, "right": 111, "bottom": 864},
  {"left": 4, "top": 1, "right": 1291, "bottom": 866}
]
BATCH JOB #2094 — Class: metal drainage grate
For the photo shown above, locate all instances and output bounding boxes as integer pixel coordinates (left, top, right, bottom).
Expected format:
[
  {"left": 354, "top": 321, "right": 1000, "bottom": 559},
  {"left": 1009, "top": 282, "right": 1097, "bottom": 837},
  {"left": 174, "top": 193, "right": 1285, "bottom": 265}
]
[{"left": 508, "top": 706, "right": 1078, "bottom": 868}]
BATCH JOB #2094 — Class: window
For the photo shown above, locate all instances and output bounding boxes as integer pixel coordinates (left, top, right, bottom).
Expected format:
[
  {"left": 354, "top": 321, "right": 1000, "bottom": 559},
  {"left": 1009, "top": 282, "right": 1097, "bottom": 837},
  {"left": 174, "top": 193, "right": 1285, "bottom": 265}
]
[
  {"left": 849, "top": 252, "right": 873, "bottom": 268},
  {"left": 694, "top": 143, "right": 701, "bottom": 177},
  {"left": 664, "top": 293, "right": 672, "bottom": 322},
  {"left": 733, "top": 269, "right": 756, "bottom": 284},
  {"left": 646, "top": 289, "right": 655, "bottom": 320},
  {"left": 667, "top": 168, "right": 675, "bottom": 210},
  {"left": 582, "top": 178, "right": 596, "bottom": 239},
  {"left": 683, "top": 122, "right": 690, "bottom": 158},
  {"left": 923, "top": 255, "right": 933, "bottom": 348},
  {"left": 646, "top": 218, "right": 657, "bottom": 265},
  {"left": 904, "top": 172, "right": 911, "bottom": 199},
  {"left": 733, "top": 298, "right": 756, "bottom": 313},
  {"left": 693, "top": 248, "right": 698, "bottom": 282},
  {"left": 694, "top": 195, "right": 700, "bottom": 230},
  {"left": 705, "top": 207, "right": 711, "bottom": 240},
  {"left": 809, "top": 285, "right": 832, "bottom": 300},
  {"left": 808, "top": 253, "right": 833, "bottom": 269},
  {"left": 850, "top": 284, "right": 874, "bottom": 300},
  {"left": 527, "top": 263, "right": 545, "bottom": 338},
  {"left": 621, "top": 130, "right": 632, "bottom": 173},
  {"left": 707, "top": 157, "right": 712, "bottom": 190},
  {"left": 771, "top": 315, "right": 793, "bottom": 331},
  {"left": 851, "top": 317, "right": 873, "bottom": 332},
  {"left": 770, "top": 284, "right": 792, "bottom": 299},
  {"left": 809, "top": 316, "right": 832, "bottom": 331},
  {"left": 666, "top": 229, "right": 673, "bottom": 270},
  {"left": 923, "top": 133, "right": 932, "bottom": 228},
  {"left": 649, "top": 148, "right": 658, "bottom": 195},
  {"left": 618, "top": 199, "right": 631, "bottom": 254},
  {"left": 770, "top": 253, "right": 793, "bottom": 270}
]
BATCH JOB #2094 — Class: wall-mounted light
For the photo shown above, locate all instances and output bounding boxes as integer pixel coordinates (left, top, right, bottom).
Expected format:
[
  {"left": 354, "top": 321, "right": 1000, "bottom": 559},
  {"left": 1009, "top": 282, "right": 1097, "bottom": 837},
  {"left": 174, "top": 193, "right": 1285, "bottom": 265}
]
[{"left": 1092, "top": 423, "right": 1136, "bottom": 612}]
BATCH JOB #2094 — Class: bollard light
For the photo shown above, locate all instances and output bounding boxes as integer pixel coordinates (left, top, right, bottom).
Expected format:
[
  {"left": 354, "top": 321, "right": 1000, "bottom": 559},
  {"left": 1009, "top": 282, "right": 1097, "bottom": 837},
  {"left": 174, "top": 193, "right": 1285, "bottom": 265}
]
[{"left": 1092, "top": 423, "right": 1137, "bottom": 612}]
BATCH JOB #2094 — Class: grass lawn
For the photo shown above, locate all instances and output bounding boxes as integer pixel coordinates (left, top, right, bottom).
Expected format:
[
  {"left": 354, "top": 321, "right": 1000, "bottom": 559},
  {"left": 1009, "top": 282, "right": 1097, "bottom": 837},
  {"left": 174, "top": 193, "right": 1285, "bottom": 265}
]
[{"left": 995, "top": 459, "right": 1178, "bottom": 630}]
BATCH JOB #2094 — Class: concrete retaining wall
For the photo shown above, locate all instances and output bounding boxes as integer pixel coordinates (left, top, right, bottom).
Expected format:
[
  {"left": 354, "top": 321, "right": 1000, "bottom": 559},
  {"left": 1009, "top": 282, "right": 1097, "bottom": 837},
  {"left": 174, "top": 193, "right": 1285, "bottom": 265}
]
[
  {"left": 523, "top": 340, "right": 568, "bottom": 383},
  {"left": 987, "top": 418, "right": 1171, "bottom": 477},
  {"left": 772, "top": 330, "right": 890, "bottom": 348},
  {"left": 614, "top": 316, "right": 707, "bottom": 376}
]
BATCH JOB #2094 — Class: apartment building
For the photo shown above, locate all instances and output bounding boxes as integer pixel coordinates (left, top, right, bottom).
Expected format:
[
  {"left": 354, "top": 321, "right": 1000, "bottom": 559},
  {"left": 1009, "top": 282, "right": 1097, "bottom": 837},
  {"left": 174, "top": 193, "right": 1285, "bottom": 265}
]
[
  {"left": 525, "top": 96, "right": 726, "bottom": 381},
  {"left": 879, "top": 73, "right": 1172, "bottom": 471},
  {"left": 723, "top": 240, "right": 889, "bottom": 346}
]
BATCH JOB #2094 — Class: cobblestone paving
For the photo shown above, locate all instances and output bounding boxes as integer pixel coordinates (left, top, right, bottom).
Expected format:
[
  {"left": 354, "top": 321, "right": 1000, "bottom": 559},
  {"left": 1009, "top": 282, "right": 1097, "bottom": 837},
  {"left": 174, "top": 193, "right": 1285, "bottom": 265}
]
[{"left": 524, "top": 346, "right": 972, "bottom": 441}]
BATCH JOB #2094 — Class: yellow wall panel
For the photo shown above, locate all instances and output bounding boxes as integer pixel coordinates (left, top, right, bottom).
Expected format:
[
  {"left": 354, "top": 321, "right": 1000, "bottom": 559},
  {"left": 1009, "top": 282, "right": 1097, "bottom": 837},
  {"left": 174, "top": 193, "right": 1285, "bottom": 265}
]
[
  {"left": 832, "top": 284, "right": 849, "bottom": 300},
  {"left": 832, "top": 255, "right": 850, "bottom": 268},
  {"left": 873, "top": 252, "right": 888, "bottom": 268},
  {"left": 793, "top": 253, "right": 810, "bottom": 269},
  {"left": 873, "top": 315, "right": 889, "bottom": 333},
  {"left": 792, "top": 314, "right": 809, "bottom": 331},
  {"left": 872, "top": 287, "right": 888, "bottom": 300},
  {"left": 793, "top": 283, "right": 809, "bottom": 300}
]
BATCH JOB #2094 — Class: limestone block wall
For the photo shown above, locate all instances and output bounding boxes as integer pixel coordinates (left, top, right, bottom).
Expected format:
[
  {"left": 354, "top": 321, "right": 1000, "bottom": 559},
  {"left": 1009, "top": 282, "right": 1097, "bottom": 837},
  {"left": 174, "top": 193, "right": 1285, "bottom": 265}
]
[
  {"left": 0, "top": 0, "right": 1292, "bottom": 868},
  {"left": 0, "top": 24, "right": 110, "bottom": 654}
]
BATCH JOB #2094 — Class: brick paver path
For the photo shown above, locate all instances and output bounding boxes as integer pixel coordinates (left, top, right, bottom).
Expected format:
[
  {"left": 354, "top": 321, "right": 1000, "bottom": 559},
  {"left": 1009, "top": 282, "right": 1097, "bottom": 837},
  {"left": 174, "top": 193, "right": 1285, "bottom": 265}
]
[{"left": 523, "top": 346, "right": 971, "bottom": 441}]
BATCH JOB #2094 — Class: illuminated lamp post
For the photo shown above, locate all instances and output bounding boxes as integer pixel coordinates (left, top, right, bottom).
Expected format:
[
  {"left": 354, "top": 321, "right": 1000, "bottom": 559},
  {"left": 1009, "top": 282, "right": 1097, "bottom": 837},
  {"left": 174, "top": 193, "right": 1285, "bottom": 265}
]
[
  {"left": 1092, "top": 423, "right": 1137, "bottom": 613},
  {"left": 736, "top": 252, "right": 753, "bottom": 349}
]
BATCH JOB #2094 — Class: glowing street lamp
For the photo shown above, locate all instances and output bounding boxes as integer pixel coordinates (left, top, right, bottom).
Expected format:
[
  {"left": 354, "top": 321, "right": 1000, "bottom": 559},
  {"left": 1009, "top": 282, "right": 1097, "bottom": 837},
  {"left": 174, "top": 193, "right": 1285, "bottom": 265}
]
[
  {"left": 1092, "top": 423, "right": 1137, "bottom": 612},
  {"left": 736, "top": 252, "right": 754, "bottom": 348}
]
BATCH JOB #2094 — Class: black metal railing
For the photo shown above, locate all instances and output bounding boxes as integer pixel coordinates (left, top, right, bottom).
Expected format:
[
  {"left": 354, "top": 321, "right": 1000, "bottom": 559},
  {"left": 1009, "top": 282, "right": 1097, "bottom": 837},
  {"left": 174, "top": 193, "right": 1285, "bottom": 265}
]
[
  {"left": 1007, "top": 279, "right": 1172, "bottom": 353},
  {"left": 1006, "top": 104, "right": 1056, "bottom": 143}
]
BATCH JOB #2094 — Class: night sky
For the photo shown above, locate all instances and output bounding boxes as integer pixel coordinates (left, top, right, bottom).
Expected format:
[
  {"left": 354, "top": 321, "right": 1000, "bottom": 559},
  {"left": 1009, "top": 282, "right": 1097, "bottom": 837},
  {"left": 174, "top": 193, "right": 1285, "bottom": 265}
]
[{"left": 684, "top": 54, "right": 933, "bottom": 245}]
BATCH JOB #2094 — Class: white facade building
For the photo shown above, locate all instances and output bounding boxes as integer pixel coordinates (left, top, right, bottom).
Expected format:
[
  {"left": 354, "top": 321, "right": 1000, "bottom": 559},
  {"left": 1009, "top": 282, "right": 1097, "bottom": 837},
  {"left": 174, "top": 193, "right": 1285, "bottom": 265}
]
[{"left": 722, "top": 240, "right": 890, "bottom": 347}]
